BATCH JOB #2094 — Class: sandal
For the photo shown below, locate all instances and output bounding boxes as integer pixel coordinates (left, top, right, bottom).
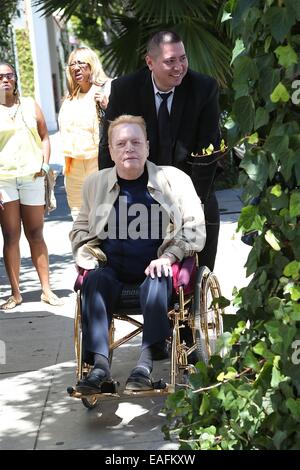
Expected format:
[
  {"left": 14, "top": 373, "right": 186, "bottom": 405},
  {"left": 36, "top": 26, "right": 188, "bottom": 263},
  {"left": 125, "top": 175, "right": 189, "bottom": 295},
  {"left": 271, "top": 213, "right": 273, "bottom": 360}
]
[
  {"left": 41, "top": 292, "right": 64, "bottom": 306},
  {"left": 0, "top": 295, "right": 23, "bottom": 310}
]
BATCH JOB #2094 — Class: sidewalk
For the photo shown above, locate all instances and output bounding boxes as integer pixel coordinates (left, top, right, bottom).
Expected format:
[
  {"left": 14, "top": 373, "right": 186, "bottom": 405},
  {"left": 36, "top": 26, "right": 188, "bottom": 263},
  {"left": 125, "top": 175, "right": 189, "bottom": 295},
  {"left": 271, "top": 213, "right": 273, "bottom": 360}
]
[{"left": 0, "top": 140, "right": 251, "bottom": 450}]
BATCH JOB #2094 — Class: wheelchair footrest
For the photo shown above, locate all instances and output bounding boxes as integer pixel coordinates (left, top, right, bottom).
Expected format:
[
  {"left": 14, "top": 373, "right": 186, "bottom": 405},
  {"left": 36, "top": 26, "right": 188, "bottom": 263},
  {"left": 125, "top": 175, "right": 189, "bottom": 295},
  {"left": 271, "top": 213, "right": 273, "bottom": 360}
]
[
  {"left": 100, "top": 380, "right": 119, "bottom": 394},
  {"left": 67, "top": 380, "right": 120, "bottom": 399},
  {"left": 123, "top": 378, "right": 168, "bottom": 396}
]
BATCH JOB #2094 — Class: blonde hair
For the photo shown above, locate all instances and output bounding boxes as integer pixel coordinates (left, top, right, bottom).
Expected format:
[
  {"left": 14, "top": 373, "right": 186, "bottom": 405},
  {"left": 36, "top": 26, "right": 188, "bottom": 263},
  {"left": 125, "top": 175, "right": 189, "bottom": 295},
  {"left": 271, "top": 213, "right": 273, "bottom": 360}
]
[
  {"left": 65, "top": 47, "right": 108, "bottom": 99},
  {"left": 108, "top": 115, "right": 147, "bottom": 146}
]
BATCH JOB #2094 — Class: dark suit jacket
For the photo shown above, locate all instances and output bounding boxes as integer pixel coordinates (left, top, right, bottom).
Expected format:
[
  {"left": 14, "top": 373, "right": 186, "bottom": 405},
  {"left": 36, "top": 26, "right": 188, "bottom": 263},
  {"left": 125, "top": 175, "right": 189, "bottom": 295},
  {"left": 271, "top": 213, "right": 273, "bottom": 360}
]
[{"left": 99, "top": 67, "right": 221, "bottom": 202}]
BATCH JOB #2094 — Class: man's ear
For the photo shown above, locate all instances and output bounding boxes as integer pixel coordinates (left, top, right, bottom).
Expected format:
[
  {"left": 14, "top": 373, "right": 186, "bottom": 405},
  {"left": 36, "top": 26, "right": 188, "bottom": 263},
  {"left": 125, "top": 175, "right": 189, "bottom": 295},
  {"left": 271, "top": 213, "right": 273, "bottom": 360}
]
[{"left": 145, "top": 55, "right": 153, "bottom": 71}]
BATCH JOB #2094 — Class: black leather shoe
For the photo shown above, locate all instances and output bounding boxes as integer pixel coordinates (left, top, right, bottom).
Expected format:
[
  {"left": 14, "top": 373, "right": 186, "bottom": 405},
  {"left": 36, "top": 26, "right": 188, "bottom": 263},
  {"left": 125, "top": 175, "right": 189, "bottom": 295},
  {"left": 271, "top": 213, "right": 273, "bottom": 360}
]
[
  {"left": 76, "top": 367, "right": 112, "bottom": 395},
  {"left": 125, "top": 366, "right": 153, "bottom": 391}
]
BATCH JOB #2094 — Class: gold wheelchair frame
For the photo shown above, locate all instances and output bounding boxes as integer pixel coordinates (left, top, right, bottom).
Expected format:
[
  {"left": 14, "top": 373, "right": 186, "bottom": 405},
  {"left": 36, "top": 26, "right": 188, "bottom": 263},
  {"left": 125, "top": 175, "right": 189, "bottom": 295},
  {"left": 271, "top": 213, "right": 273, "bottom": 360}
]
[{"left": 67, "top": 263, "right": 224, "bottom": 409}]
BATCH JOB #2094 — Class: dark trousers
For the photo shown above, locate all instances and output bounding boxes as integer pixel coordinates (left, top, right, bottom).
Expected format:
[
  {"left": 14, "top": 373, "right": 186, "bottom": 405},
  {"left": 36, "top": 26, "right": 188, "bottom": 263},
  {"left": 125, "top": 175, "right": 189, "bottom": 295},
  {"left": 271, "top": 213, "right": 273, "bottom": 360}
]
[
  {"left": 200, "top": 193, "right": 220, "bottom": 271},
  {"left": 81, "top": 266, "right": 172, "bottom": 365}
]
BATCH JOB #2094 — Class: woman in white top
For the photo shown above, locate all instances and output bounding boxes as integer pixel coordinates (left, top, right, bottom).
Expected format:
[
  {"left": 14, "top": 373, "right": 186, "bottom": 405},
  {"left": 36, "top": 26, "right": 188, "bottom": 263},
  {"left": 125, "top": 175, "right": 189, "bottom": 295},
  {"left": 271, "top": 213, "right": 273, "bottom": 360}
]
[
  {"left": 0, "top": 62, "right": 63, "bottom": 309},
  {"left": 59, "top": 47, "right": 111, "bottom": 220}
]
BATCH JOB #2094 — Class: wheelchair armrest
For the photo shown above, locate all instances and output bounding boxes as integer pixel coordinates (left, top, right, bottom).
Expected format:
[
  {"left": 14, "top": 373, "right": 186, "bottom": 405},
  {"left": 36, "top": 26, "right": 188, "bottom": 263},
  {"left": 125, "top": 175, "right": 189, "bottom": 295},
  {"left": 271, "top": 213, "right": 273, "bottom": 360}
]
[
  {"left": 172, "top": 256, "right": 196, "bottom": 294},
  {"left": 74, "top": 266, "right": 91, "bottom": 292}
]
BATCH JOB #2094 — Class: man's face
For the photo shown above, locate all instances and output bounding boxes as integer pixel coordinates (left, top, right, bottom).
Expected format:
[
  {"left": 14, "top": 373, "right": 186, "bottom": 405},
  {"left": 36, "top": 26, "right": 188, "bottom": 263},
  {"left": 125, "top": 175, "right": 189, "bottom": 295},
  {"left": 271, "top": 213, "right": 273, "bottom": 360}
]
[
  {"left": 145, "top": 42, "right": 188, "bottom": 91},
  {"left": 109, "top": 123, "right": 149, "bottom": 179}
]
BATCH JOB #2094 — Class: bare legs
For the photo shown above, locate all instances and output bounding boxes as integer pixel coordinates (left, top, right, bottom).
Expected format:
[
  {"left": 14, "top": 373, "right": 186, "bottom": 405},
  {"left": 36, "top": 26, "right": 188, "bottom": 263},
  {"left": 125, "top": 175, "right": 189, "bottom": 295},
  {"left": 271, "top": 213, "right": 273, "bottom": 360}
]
[
  {"left": 0, "top": 200, "right": 22, "bottom": 307},
  {"left": 21, "top": 204, "right": 52, "bottom": 298},
  {"left": 0, "top": 202, "right": 60, "bottom": 309}
]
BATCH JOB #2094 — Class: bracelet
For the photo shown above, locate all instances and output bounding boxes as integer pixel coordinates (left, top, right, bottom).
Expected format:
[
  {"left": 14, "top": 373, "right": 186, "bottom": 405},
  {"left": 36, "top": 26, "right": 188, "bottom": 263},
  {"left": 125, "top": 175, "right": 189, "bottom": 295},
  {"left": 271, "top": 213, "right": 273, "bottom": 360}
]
[{"left": 41, "top": 162, "right": 50, "bottom": 174}]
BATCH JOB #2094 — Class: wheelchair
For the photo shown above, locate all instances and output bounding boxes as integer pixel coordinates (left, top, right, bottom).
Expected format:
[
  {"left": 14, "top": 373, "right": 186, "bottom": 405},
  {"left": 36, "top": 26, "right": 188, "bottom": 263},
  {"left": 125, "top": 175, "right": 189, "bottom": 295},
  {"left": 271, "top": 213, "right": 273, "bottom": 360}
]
[{"left": 67, "top": 256, "right": 224, "bottom": 409}]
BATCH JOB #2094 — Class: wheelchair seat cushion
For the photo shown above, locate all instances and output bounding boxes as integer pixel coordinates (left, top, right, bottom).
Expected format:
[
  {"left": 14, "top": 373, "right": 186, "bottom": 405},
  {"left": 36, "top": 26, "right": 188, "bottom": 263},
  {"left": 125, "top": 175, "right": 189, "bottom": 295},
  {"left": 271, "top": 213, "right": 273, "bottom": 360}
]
[{"left": 74, "top": 267, "right": 91, "bottom": 292}]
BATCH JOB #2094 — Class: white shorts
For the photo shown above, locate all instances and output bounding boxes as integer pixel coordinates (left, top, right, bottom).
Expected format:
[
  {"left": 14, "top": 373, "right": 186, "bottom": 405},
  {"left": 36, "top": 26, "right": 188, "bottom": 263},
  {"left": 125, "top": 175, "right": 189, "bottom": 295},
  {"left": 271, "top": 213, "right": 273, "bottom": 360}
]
[{"left": 0, "top": 175, "right": 45, "bottom": 206}]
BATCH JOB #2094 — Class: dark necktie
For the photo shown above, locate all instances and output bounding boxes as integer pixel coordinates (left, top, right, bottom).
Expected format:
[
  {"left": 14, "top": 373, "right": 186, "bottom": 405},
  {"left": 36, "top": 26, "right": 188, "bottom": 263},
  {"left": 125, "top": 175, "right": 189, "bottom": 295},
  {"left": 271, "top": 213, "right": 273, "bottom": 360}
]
[{"left": 157, "top": 91, "right": 173, "bottom": 165}]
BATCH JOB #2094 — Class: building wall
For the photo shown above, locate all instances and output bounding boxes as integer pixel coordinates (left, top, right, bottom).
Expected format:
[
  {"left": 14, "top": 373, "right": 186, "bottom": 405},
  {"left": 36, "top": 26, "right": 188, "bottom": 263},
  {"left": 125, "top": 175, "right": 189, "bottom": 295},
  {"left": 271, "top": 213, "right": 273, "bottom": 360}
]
[{"left": 14, "top": 0, "right": 69, "bottom": 132}]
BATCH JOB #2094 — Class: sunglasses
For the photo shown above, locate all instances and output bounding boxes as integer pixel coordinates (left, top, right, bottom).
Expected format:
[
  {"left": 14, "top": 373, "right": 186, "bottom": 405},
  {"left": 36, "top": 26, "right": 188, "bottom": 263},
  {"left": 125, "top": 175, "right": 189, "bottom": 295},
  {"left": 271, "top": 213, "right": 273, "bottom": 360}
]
[
  {"left": 68, "top": 61, "right": 89, "bottom": 69},
  {"left": 0, "top": 73, "right": 15, "bottom": 81}
]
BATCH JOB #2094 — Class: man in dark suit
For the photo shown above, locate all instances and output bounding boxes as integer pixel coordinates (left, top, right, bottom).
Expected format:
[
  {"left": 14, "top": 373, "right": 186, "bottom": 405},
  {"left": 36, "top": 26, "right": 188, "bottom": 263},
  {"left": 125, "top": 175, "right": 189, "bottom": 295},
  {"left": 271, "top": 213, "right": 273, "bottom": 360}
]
[{"left": 99, "top": 30, "right": 221, "bottom": 271}]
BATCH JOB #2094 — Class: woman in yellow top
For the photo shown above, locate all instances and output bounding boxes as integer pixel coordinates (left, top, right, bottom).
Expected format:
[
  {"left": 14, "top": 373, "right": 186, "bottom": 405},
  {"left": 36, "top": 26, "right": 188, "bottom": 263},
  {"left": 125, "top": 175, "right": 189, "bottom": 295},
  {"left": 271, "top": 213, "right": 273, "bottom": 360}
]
[
  {"left": 0, "top": 62, "right": 63, "bottom": 309},
  {"left": 59, "top": 47, "right": 111, "bottom": 220}
]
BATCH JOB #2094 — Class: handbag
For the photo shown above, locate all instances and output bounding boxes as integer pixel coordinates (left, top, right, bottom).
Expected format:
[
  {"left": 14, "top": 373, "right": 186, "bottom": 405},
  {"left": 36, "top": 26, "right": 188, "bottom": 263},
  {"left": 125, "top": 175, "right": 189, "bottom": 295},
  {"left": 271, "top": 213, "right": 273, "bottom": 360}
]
[{"left": 44, "top": 168, "right": 57, "bottom": 214}]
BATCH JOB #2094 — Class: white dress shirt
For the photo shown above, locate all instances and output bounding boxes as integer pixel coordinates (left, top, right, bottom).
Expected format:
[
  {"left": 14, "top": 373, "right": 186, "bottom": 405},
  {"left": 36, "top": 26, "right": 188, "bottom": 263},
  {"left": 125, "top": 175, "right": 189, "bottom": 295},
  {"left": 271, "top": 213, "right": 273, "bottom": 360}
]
[{"left": 151, "top": 73, "right": 174, "bottom": 115}]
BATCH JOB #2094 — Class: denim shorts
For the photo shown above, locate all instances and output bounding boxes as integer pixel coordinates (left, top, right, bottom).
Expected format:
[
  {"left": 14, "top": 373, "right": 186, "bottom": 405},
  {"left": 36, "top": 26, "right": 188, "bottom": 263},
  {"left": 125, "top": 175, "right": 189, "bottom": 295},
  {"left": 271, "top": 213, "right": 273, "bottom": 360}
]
[{"left": 0, "top": 175, "right": 45, "bottom": 206}]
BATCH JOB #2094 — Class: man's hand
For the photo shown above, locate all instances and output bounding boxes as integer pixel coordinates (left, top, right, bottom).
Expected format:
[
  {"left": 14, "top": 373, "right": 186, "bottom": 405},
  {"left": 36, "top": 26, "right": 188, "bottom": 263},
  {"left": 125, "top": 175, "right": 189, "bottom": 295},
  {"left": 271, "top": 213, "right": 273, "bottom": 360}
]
[{"left": 145, "top": 257, "right": 173, "bottom": 279}]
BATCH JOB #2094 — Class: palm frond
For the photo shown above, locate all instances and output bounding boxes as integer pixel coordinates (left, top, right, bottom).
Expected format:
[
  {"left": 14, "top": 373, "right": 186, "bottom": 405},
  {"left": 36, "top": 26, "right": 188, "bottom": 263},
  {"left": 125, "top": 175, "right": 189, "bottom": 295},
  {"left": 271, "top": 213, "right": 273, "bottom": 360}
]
[
  {"left": 175, "top": 19, "right": 231, "bottom": 87},
  {"left": 32, "top": 0, "right": 231, "bottom": 86},
  {"left": 32, "top": 0, "right": 111, "bottom": 20},
  {"left": 131, "top": 0, "right": 218, "bottom": 23},
  {"left": 101, "top": 15, "right": 151, "bottom": 75}
]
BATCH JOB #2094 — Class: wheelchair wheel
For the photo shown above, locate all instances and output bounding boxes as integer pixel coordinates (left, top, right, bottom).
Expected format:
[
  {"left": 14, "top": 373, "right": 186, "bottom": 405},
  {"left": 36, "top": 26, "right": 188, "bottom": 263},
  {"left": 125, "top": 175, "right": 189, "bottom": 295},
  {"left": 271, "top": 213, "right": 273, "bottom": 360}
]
[
  {"left": 108, "top": 319, "right": 115, "bottom": 367},
  {"left": 74, "top": 291, "right": 83, "bottom": 380},
  {"left": 193, "top": 266, "right": 224, "bottom": 363}
]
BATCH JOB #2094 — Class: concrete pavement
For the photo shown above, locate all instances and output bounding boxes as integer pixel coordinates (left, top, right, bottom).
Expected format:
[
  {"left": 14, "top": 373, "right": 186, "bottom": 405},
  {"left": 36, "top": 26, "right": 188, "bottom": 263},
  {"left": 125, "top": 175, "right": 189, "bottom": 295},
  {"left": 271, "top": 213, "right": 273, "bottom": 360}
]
[{"left": 0, "top": 135, "right": 251, "bottom": 450}]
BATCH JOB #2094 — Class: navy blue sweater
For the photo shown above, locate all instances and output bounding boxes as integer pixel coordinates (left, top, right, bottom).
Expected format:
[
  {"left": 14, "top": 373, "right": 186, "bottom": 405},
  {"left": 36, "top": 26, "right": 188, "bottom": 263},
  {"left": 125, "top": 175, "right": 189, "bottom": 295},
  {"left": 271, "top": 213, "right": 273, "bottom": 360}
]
[{"left": 101, "top": 170, "right": 163, "bottom": 283}]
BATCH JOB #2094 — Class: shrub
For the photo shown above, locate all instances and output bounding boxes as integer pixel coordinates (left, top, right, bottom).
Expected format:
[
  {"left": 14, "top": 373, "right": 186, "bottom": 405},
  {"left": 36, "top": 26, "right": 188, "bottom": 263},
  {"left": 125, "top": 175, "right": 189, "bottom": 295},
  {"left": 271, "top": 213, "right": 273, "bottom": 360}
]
[{"left": 163, "top": 0, "right": 300, "bottom": 450}]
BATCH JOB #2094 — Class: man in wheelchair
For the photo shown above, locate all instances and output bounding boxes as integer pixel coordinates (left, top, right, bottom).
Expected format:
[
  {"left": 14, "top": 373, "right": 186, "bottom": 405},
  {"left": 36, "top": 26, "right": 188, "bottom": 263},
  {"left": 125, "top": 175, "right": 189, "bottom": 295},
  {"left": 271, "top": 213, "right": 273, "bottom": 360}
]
[{"left": 70, "top": 115, "right": 206, "bottom": 394}]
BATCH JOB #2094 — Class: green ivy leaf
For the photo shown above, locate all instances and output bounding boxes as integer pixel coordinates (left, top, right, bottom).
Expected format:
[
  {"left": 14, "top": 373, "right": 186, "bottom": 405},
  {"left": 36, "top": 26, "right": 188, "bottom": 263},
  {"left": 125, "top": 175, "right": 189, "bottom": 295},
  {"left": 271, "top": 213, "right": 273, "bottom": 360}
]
[
  {"left": 290, "top": 285, "right": 300, "bottom": 301},
  {"left": 274, "top": 44, "right": 298, "bottom": 68},
  {"left": 286, "top": 398, "right": 300, "bottom": 417},
  {"left": 238, "top": 204, "right": 266, "bottom": 232},
  {"left": 265, "top": 230, "right": 281, "bottom": 251},
  {"left": 253, "top": 341, "right": 273, "bottom": 360},
  {"left": 245, "top": 244, "right": 259, "bottom": 276},
  {"left": 248, "top": 132, "right": 259, "bottom": 144},
  {"left": 291, "top": 304, "right": 300, "bottom": 321},
  {"left": 289, "top": 191, "right": 300, "bottom": 217},
  {"left": 240, "top": 151, "right": 269, "bottom": 190},
  {"left": 264, "top": 6, "right": 296, "bottom": 43},
  {"left": 273, "top": 430, "right": 288, "bottom": 450},
  {"left": 254, "top": 107, "right": 269, "bottom": 129},
  {"left": 264, "top": 135, "right": 289, "bottom": 163},
  {"left": 233, "top": 96, "right": 255, "bottom": 133},
  {"left": 199, "top": 394, "right": 210, "bottom": 416},
  {"left": 270, "top": 184, "right": 282, "bottom": 197},
  {"left": 259, "top": 68, "right": 281, "bottom": 102},
  {"left": 210, "top": 295, "right": 231, "bottom": 308},
  {"left": 231, "top": 38, "right": 245, "bottom": 64},
  {"left": 264, "top": 35, "right": 272, "bottom": 53},
  {"left": 221, "top": 10, "right": 232, "bottom": 23},
  {"left": 244, "top": 350, "right": 260, "bottom": 371},
  {"left": 217, "top": 372, "right": 225, "bottom": 382},
  {"left": 270, "top": 82, "right": 290, "bottom": 103},
  {"left": 283, "top": 261, "right": 300, "bottom": 280},
  {"left": 224, "top": 367, "right": 237, "bottom": 379},
  {"left": 271, "top": 364, "right": 285, "bottom": 387}
]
